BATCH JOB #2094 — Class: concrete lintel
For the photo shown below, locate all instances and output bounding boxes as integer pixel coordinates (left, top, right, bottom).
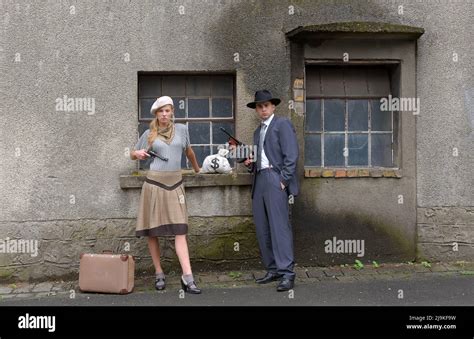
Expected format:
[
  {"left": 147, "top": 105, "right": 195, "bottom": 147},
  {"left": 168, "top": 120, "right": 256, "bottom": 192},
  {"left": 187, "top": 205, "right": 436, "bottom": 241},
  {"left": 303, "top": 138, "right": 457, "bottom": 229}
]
[{"left": 286, "top": 21, "right": 425, "bottom": 41}]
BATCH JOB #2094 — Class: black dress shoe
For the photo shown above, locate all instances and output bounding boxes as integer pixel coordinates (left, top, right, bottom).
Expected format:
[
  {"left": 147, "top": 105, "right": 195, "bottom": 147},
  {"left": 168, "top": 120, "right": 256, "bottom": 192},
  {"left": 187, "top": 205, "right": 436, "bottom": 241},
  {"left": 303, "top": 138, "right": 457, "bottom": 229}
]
[
  {"left": 276, "top": 278, "right": 294, "bottom": 292},
  {"left": 181, "top": 278, "right": 202, "bottom": 294},
  {"left": 255, "top": 272, "right": 282, "bottom": 284}
]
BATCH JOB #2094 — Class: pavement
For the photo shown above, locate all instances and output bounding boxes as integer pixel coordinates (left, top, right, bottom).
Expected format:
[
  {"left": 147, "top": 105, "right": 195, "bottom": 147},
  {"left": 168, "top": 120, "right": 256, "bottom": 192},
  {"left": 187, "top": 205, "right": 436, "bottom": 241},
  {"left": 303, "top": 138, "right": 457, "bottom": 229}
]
[{"left": 1, "top": 261, "right": 473, "bottom": 306}]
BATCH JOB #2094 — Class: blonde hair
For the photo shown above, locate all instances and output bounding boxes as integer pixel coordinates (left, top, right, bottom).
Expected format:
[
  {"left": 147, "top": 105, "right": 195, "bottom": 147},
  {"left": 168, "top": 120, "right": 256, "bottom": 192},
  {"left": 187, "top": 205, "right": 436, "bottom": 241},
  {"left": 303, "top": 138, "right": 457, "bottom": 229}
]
[{"left": 147, "top": 104, "right": 175, "bottom": 146}]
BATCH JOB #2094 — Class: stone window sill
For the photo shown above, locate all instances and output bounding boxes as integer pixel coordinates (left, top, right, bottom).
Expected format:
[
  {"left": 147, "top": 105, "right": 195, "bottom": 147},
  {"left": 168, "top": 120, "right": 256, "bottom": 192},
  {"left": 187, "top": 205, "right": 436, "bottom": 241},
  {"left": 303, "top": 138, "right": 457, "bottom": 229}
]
[
  {"left": 304, "top": 168, "right": 402, "bottom": 178},
  {"left": 120, "top": 171, "right": 253, "bottom": 189}
]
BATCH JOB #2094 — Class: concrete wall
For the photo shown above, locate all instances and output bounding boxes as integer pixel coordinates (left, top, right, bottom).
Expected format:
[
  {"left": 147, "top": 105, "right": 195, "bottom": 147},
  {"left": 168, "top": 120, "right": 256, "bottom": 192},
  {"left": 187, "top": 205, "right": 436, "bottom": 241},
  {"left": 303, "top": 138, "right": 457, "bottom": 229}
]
[
  {"left": 413, "top": 2, "right": 473, "bottom": 261},
  {"left": 0, "top": 0, "right": 472, "bottom": 281},
  {"left": 290, "top": 38, "right": 418, "bottom": 265}
]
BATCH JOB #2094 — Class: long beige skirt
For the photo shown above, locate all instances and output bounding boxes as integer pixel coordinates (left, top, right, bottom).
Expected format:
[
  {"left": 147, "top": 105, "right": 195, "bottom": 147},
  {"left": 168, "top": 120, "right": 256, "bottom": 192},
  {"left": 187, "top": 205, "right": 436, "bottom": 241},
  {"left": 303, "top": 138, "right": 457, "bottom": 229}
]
[{"left": 135, "top": 170, "right": 188, "bottom": 237}]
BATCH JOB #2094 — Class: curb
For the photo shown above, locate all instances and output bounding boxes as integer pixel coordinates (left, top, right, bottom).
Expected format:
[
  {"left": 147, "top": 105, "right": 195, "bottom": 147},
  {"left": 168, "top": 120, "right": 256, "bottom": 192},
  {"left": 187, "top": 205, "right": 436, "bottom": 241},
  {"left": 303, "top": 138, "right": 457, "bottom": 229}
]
[{"left": 0, "top": 261, "right": 472, "bottom": 300}]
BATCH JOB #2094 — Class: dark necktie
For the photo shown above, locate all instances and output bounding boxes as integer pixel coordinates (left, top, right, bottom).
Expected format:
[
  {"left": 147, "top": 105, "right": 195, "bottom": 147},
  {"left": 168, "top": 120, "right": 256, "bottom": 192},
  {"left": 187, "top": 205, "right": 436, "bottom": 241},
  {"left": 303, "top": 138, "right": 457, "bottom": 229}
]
[{"left": 257, "top": 123, "right": 267, "bottom": 171}]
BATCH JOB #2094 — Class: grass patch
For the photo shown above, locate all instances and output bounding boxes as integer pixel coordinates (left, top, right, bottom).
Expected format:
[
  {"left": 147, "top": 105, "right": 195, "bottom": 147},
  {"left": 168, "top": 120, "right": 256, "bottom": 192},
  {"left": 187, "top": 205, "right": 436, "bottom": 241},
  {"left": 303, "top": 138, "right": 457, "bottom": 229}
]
[{"left": 228, "top": 271, "right": 242, "bottom": 279}]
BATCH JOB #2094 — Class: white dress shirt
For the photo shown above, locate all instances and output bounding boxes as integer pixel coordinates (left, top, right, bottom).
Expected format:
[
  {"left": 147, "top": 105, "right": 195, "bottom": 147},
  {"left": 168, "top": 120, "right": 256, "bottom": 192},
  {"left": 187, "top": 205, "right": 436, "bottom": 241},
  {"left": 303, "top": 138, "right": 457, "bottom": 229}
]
[{"left": 259, "top": 113, "right": 274, "bottom": 170}]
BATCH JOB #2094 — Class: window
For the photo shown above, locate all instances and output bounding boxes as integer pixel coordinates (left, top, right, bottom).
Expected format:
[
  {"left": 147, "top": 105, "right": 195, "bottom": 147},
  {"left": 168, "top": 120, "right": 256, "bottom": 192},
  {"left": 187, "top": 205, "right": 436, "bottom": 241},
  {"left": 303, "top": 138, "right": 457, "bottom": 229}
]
[
  {"left": 137, "top": 74, "right": 235, "bottom": 169},
  {"left": 304, "top": 65, "right": 397, "bottom": 168}
]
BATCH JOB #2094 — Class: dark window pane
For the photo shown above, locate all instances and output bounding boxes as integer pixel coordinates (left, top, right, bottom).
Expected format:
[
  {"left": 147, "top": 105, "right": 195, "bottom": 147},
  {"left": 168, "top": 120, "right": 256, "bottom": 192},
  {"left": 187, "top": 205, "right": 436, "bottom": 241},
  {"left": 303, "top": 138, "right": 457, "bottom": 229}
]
[
  {"left": 139, "top": 98, "right": 156, "bottom": 120},
  {"left": 162, "top": 76, "right": 186, "bottom": 96},
  {"left": 371, "top": 100, "right": 392, "bottom": 131},
  {"left": 188, "top": 98, "right": 210, "bottom": 118},
  {"left": 305, "top": 99, "right": 321, "bottom": 132},
  {"left": 192, "top": 146, "right": 211, "bottom": 166},
  {"left": 186, "top": 76, "right": 211, "bottom": 96},
  {"left": 324, "top": 99, "right": 345, "bottom": 131},
  {"left": 367, "top": 68, "right": 390, "bottom": 96},
  {"left": 139, "top": 157, "right": 153, "bottom": 170},
  {"left": 324, "top": 134, "right": 345, "bottom": 166},
  {"left": 212, "top": 98, "right": 233, "bottom": 117},
  {"left": 348, "top": 134, "right": 368, "bottom": 166},
  {"left": 372, "top": 134, "right": 392, "bottom": 167},
  {"left": 138, "top": 123, "right": 152, "bottom": 169},
  {"left": 344, "top": 68, "right": 369, "bottom": 97},
  {"left": 212, "top": 76, "right": 233, "bottom": 96},
  {"left": 348, "top": 100, "right": 368, "bottom": 131},
  {"left": 189, "top": 122, "right": 210, "bottom": 144},
  {"left": 172, "top": 97, "right": 186, "bottom": 118},
  {"left": 138, "top": 76, "right": 161, "bottom": 97},
  {"left": 304, "top": 134, "right": 321, "bottom": 166},
  {"left": 321, "top": 68, "right": 344, "bottom": 96},
  {"left": 212, "top": 145, "right": 235, "bottom": 167},
  {"left": 306, "top": 68, "right": 322, "bottom": 97},
  {"left": 181, "top": 152, "right": 188, "bottom": 169},
  {"left": 139, "top": 142, "right": 153, "bottom": 169},
  {"left": 212, "top": 122, "right": 234, "bottom": 145},
  {"left": 138, "top": 122, "right": 149, "bottom": 136}
]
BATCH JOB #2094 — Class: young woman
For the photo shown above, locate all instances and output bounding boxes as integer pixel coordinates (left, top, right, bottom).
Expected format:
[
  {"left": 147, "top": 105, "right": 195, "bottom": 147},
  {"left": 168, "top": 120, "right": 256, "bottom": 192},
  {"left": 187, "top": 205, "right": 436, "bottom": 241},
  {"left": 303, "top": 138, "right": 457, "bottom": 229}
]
[{"left": 130, "top": 96, "right": 202, "bottom": 294}]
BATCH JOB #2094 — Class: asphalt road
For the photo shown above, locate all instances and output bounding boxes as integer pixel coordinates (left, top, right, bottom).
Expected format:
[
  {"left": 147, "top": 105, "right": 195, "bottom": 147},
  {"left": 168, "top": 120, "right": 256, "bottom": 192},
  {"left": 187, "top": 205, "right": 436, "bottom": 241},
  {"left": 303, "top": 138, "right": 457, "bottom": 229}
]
[{"left": 2, "top": 274, "right": 472, "bottom": 306}]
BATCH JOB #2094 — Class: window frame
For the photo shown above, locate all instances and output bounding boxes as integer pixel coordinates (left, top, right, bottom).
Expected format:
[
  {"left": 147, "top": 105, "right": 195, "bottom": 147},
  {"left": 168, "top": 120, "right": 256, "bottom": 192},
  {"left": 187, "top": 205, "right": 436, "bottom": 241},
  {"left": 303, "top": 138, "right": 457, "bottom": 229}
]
[
  {"left": 137, "top": 72, "right": 237, "bottom": 170},
  {"left": 303, "top": 61, "right": 400, "bottom": 169}
]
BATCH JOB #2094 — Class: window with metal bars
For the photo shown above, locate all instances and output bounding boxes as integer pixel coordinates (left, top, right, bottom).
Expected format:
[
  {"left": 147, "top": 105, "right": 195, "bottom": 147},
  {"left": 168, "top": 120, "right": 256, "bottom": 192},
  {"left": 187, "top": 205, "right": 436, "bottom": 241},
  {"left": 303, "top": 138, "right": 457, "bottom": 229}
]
[
  {"left": 137, "top": 73, "right": 235, "bottom": 170},
  {"left": 304, "top": 65, "right": 398, "bottom": 168}
]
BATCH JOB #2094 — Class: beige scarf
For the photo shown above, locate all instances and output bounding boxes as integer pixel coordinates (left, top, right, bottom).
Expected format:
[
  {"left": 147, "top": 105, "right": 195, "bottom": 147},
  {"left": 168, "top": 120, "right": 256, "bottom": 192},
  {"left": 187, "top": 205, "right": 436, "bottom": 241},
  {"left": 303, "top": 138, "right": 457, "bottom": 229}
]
[{"left": 156, "top": 122, "right": 175, "bottom": 145}]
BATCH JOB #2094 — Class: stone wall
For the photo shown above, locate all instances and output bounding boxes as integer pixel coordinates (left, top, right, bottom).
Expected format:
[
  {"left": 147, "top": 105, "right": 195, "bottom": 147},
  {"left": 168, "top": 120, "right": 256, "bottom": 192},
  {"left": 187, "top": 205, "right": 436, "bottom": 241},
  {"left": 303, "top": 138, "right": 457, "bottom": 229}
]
[{"left": 0, "top": 186, "right": 260, "bottom": 283}]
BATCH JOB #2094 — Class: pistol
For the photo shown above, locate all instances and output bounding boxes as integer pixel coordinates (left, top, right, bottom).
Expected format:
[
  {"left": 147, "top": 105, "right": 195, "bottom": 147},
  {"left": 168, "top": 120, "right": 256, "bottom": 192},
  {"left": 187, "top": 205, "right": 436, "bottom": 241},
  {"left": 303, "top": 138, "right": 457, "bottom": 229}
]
[{"left": 146, "top": 148, "right": 169, "bottom": 162}]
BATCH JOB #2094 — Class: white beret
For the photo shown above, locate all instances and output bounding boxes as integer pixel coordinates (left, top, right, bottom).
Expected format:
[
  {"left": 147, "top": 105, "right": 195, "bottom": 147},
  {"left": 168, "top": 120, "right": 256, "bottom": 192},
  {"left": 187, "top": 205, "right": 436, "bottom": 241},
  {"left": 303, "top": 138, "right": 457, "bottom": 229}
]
[{"left": 150, "top": 96, "right": 174, "bottom": 115}]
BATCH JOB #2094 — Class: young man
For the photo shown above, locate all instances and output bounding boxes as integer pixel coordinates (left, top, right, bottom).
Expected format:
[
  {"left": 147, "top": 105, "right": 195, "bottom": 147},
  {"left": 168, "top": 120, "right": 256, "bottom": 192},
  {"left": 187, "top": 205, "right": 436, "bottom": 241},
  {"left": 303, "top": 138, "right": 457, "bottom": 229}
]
[{"left": 244, "top": 90, "right": 299, "bottom": 292}]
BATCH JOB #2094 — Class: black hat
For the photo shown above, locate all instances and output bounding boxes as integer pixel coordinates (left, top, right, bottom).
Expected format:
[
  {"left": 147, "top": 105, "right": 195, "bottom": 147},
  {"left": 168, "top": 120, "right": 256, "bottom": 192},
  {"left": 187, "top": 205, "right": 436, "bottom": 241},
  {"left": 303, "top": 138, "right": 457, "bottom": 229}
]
[{"left": 246, "top": 90, "right": 281, "bottom": 109}]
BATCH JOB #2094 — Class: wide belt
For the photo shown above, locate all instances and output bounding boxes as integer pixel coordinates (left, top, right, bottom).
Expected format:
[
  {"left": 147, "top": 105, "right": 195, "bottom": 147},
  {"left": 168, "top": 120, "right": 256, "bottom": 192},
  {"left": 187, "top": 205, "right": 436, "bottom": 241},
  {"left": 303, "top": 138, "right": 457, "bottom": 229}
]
[{"left": 145, "top": 178, "right": 183, "bottom": 191}]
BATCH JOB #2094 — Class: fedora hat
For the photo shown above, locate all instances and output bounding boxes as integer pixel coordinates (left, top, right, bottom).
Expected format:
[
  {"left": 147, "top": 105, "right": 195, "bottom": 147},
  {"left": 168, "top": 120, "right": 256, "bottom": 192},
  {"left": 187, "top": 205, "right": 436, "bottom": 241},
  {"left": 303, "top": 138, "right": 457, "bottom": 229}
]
[
  {"left": 150, "top": 96, "right": 174, "bottom": 115},
  {"left": 246, "top": 90, "right": 281, "bottom": 109}
]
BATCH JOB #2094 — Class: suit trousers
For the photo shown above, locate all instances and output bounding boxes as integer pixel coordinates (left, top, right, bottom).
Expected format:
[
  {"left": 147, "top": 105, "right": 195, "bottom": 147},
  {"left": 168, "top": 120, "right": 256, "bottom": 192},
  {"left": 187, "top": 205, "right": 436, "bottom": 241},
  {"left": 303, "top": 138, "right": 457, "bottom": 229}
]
[{"left": 252, "top": 168, "right": 295, "bottom": 280}]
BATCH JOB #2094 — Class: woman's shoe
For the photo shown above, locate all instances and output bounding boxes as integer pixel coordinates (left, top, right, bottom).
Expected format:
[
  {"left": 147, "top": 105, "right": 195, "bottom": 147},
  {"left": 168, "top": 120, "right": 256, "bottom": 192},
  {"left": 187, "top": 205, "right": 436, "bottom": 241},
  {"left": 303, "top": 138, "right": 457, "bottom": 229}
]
[
  {"left": 180, "top": 277, "right": 201, "bottom": 294},
  {"left": 155, "top": 273, "right": 166, "bottom": 291}
]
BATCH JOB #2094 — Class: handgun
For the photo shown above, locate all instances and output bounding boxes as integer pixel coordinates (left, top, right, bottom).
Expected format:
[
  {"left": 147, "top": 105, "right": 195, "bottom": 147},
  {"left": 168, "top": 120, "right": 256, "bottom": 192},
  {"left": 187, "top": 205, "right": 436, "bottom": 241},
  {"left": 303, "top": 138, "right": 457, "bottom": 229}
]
[{"left": 146, "top": 148, "right": 169, "bottom": 162}]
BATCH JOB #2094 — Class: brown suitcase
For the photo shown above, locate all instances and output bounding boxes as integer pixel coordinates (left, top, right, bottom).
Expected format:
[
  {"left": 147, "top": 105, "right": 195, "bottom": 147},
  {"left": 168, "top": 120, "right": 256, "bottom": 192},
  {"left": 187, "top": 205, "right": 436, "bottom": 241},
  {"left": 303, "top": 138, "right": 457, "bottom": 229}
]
[{"left": 79, "top": 252, "right": 135, "bottom": 294}]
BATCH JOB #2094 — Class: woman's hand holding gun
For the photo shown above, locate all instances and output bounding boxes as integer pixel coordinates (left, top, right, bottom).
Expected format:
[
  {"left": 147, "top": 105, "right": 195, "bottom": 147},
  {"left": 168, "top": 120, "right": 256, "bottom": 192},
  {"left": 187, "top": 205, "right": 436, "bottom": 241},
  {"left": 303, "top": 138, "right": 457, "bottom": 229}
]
[{"left": 131, "top": 149, "right": 150, "bottom": 160}]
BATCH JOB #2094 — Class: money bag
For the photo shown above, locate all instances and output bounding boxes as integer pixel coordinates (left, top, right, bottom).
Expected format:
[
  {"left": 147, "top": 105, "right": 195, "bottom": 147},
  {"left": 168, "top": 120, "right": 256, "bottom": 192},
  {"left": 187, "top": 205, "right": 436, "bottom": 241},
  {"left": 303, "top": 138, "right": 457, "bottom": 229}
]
[{"left": 200, "top": 148, "right": 233, "bottom": 174}]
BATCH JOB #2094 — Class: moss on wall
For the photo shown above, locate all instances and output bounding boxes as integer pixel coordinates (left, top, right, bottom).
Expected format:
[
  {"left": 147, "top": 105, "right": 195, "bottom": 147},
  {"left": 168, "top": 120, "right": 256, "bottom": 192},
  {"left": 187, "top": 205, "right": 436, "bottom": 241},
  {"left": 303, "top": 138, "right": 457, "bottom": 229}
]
[{"left": 299, "top": 22, "right": 424, "bottom": 34}]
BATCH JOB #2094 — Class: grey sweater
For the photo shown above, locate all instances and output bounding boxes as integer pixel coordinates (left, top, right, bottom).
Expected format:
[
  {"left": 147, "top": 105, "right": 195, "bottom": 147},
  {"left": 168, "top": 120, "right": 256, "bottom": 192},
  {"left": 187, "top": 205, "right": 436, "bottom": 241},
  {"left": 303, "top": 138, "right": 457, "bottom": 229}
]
[{"left": 135, "top": 123, "right": 190, "bottom": 171}]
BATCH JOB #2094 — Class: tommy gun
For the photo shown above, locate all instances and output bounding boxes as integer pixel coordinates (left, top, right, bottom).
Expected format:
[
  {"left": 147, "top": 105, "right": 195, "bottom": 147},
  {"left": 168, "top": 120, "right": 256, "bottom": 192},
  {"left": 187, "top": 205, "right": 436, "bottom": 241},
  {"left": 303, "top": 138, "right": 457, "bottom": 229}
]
[{"left": 219, "top": 127, "right": 254, "bottom": 164}]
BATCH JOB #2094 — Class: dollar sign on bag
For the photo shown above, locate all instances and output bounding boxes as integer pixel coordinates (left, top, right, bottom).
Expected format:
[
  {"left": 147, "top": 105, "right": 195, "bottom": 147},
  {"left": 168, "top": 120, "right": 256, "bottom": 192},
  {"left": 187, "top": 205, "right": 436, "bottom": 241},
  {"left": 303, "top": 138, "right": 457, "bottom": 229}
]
[{"left": 211, "top": 158, "right": 220, "bottom": 170}]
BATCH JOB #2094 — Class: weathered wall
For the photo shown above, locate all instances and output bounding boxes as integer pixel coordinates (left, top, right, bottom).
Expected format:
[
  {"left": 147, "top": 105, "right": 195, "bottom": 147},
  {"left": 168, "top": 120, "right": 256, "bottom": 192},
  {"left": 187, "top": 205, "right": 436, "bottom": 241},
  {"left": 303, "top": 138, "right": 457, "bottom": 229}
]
[
  {"left": 0, "top": 215, "right": 260, "bottom": 281},
  {"left": 417, "top": 207, "right": 473, "bottom": 261},
  {"left": 0, "top": 0, "right": 472, "bottom": 281},
  {"left": 0, "top": 183, "right": 259, "bottom": 282},
  {"left": 412, "top": 2, "right": 473, "bottom": 261},
  {"left": 290, "top": 38, "right": 417, "bottom": 266}
]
